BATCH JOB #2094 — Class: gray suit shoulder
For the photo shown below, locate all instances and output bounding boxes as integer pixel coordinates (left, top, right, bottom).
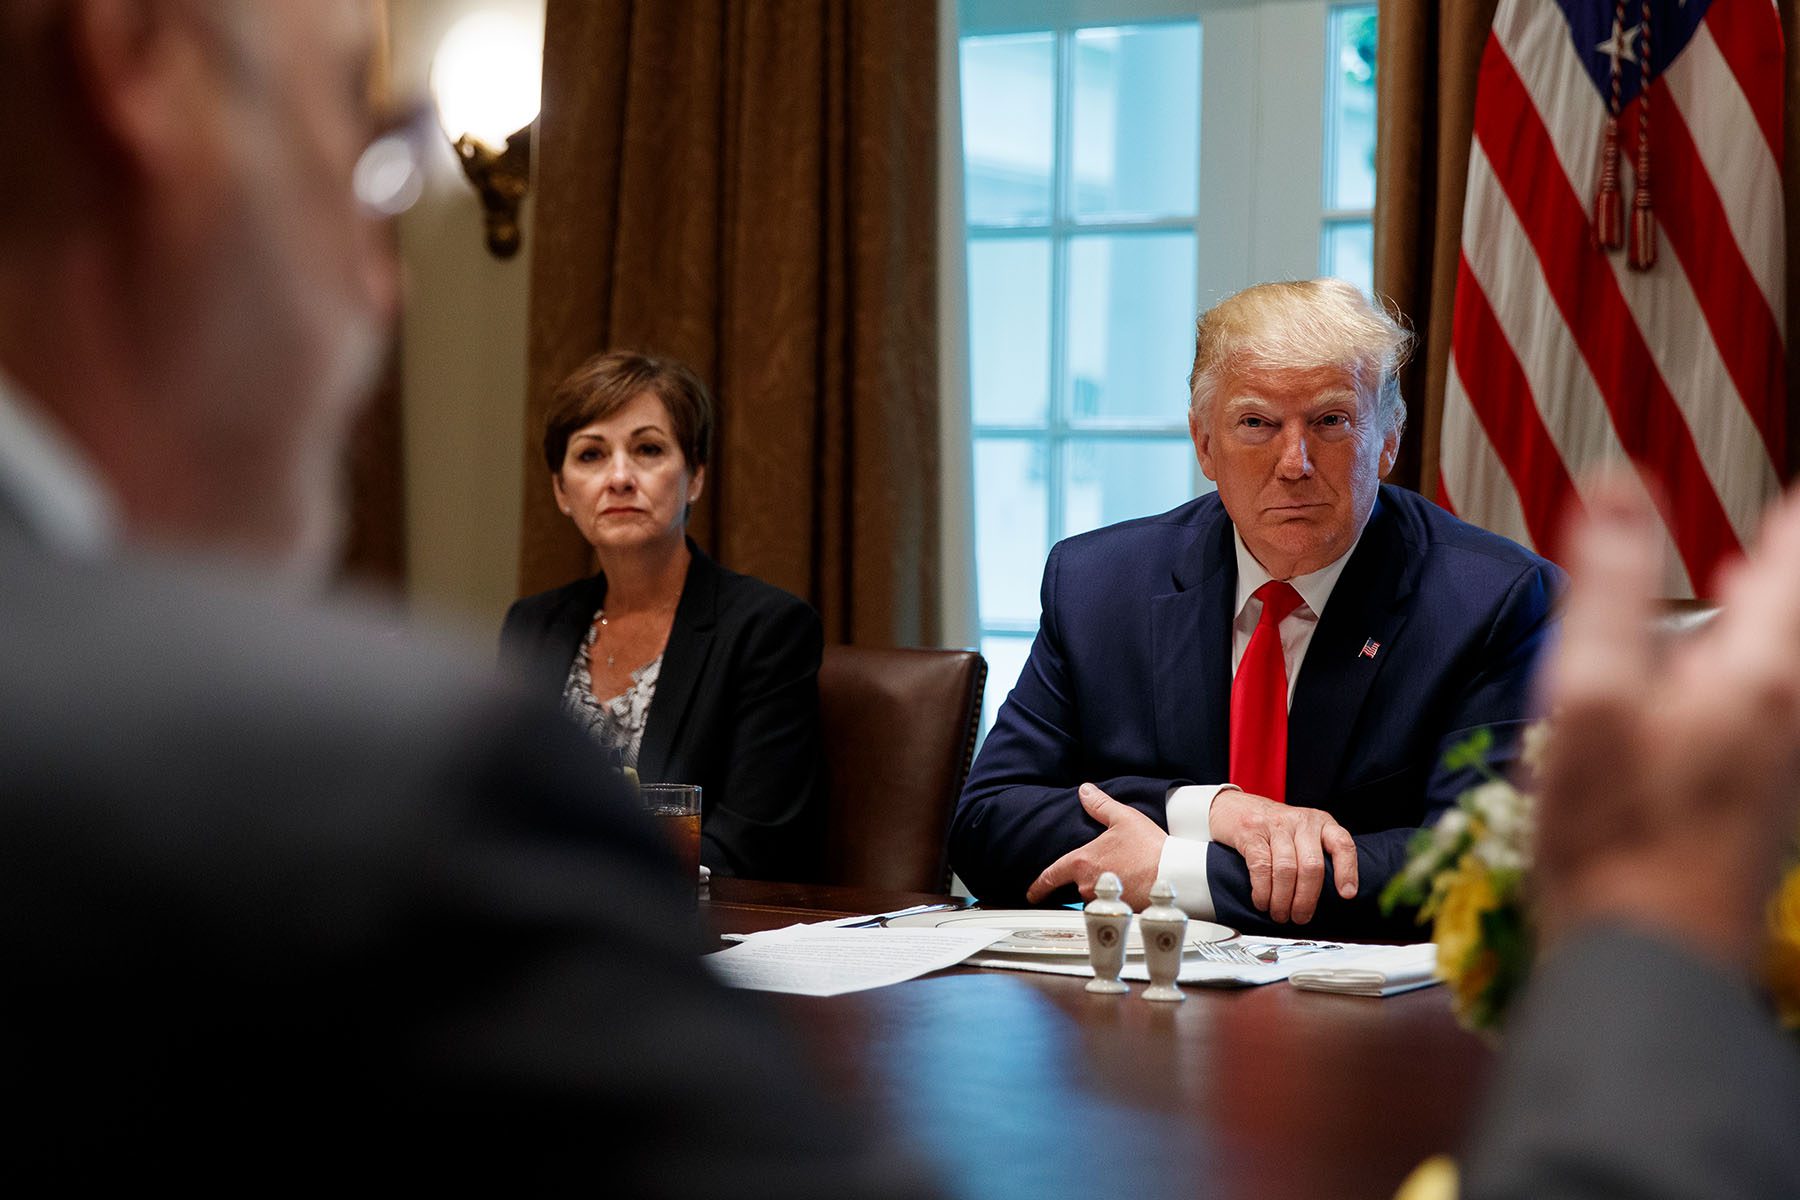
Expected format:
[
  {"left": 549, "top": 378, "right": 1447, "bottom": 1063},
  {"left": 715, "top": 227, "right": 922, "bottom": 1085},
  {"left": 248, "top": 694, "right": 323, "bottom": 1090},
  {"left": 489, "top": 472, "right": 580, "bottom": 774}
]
[{"left": 1465, "top": 927, "right": 1800, "bottom": 1200}]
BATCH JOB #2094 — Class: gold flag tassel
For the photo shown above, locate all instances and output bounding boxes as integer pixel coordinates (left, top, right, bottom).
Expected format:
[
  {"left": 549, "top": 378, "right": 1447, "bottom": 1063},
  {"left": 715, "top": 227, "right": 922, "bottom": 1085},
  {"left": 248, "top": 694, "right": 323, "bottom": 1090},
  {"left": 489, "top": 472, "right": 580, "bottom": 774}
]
[
  {"left": 1594, "top": 0, "right": 1628, "bottom": 250},
  {"left": 1627, "top": 0, "right": 1656, "bottom": 270},
  {"left": 1595, "top": 118, "right": 1625, "bottom": 249}
]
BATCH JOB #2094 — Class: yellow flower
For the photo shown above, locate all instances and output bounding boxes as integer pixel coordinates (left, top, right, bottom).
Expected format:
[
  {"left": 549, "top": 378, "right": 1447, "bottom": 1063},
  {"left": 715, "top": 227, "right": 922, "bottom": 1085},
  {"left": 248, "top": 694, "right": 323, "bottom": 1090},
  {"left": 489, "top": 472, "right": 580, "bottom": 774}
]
[
  {"left": 1451, "top": 948, "right": 1499, "bottom": 1017},
  {"left": 1432, "top": 857, "right": 1499, "bottom": 1000},
  {"left": 1765, "top": 863, "right": 1800, "bottom": 1030},
  {"left": 1392, "top": 1155, "right": 1459, "bottom": 1200}
]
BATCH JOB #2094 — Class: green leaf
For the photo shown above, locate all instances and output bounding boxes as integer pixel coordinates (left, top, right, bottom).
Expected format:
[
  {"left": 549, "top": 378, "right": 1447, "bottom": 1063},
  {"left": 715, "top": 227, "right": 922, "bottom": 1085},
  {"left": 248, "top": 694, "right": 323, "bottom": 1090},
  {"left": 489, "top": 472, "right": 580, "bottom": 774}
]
[{"left": 1442, "top": 727, "right": 1496, "bottom": 775}]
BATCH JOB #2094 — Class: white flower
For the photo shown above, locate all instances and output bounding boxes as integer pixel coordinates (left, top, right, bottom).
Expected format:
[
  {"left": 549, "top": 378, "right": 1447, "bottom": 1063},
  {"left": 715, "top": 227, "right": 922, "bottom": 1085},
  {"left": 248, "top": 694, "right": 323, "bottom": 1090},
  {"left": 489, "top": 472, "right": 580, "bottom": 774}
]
[
  {"left": 1520, "top": 721, "right": 1550, "bottom": 774},
  {"left": 1464, "top": 780, "right": 1522, "bottom": 825},
  {"left": 1474, "top": 838, "right": 1526, "bottom": 874},
  {"left": 1434, "top": 808, "right": 1471, "bottom": 845}
]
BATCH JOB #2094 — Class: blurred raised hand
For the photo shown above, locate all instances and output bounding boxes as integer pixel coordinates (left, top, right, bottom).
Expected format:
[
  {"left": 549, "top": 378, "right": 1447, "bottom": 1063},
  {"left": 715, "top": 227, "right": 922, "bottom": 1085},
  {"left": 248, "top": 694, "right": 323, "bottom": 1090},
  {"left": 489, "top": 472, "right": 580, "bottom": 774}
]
[{"left": 1533, "top": 473, "right": 1800, "bottom": 968}]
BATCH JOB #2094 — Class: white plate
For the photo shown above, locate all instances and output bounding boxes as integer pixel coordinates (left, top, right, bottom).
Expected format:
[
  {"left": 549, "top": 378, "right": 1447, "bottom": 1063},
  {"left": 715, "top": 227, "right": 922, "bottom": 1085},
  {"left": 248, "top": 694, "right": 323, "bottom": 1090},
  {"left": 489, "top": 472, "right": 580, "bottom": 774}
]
[{"left": 885, "top": 908, "right": 1236, "bottom": 957}]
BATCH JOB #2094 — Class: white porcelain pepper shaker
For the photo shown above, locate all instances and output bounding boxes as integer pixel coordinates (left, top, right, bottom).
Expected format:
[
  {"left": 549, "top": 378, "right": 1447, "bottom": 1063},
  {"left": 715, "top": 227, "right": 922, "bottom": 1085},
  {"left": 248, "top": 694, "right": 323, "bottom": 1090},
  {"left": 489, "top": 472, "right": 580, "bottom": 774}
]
[
  {"left": 1139, "top": 878, "right": 1188, "bottom": 1003},
  {"left": 1083, "top": 870, "right": 1132, "bottom": 994}
]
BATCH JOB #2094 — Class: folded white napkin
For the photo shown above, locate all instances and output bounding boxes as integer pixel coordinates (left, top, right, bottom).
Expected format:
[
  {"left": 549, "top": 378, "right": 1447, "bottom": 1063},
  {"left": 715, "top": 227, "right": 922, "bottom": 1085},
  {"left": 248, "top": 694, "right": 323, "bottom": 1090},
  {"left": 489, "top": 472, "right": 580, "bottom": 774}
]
[{"left": 1287, "top": 943, "right": 1439, "bottom": 997}]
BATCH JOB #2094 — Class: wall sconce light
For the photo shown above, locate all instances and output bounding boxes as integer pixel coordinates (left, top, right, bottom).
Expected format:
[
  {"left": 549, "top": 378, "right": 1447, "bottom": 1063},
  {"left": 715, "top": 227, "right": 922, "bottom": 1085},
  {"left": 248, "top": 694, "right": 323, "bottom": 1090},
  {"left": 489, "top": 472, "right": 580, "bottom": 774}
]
[{"left": 431, "top": 10, "right": 544, "bottom": 259}]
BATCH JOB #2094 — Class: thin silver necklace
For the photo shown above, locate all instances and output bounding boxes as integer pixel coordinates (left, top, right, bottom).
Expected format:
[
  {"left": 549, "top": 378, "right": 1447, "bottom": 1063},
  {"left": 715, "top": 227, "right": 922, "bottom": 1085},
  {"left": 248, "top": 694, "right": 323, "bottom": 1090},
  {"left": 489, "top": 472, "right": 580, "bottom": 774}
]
[{"left": 594, "top": 600, "right": 678, "bottom": 671}]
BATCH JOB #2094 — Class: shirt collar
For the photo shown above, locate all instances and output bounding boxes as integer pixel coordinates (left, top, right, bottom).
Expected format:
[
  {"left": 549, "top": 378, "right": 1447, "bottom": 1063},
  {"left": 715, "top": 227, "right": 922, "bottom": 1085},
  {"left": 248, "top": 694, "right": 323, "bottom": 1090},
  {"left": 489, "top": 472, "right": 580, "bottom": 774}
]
[
  {"left": 0, "top": 370, "right": 121, "bottom": 556},
  {"left": 1232, "top": 525, "right": 1362, "bottom": 621}
]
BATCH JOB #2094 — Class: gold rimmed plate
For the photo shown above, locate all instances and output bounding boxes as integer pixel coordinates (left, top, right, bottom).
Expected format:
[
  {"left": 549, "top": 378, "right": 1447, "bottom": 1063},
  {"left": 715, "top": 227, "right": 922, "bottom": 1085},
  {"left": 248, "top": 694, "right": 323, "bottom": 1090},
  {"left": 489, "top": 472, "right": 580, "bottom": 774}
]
[{"left": 885, "top": 908, "right": 1236, "bottom": 957}]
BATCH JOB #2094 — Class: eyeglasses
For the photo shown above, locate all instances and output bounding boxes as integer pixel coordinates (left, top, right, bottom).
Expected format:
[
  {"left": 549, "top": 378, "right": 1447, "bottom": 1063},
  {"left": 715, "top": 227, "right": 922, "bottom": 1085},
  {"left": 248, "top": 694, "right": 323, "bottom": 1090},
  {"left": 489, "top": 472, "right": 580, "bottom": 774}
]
[{"left": 352, "top": 102, "right": 435, "bottom": 219}]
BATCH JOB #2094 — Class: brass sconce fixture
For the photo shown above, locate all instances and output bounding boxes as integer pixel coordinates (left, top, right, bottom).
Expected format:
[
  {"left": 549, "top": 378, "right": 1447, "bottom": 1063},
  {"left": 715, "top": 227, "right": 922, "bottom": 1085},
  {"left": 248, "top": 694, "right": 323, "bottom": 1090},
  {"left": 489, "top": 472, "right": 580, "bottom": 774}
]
[
  {"left": 432, "top": 9, "right": 543, "bottom": 260},
  {"left": 451, "top": 126, "right": 531, "bottom": 258}
]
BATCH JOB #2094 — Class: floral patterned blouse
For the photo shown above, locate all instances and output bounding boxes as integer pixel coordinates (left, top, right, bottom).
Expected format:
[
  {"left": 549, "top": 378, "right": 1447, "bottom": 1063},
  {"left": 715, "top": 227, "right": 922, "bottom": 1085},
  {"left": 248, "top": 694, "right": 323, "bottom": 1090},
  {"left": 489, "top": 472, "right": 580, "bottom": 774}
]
[{"left": 561, "top": 608, "right": 662, "bottom": 768}]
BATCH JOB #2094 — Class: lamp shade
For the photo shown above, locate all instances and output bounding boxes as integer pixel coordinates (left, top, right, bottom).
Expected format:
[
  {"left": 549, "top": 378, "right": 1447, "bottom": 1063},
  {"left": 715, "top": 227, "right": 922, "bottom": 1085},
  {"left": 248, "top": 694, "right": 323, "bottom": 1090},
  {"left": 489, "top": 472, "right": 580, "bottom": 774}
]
[{"left": 431, "top": 11, "right": 543, "bottom": 152}]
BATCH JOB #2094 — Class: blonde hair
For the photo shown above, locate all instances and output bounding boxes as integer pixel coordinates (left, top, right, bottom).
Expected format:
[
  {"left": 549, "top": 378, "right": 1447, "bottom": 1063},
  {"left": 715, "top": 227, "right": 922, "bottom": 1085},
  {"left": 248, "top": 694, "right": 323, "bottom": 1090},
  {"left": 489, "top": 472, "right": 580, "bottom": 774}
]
[{"left": 1187, "top": 279, "right": 1412, "bottom": 437}]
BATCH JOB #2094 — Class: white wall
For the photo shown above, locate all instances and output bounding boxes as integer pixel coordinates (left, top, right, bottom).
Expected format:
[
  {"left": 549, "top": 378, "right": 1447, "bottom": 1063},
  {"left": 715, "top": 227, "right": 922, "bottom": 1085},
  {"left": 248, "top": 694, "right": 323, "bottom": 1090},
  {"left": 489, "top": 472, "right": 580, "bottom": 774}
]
[{"left": 388, "top": 0, "right": 545, "bottom": 638}]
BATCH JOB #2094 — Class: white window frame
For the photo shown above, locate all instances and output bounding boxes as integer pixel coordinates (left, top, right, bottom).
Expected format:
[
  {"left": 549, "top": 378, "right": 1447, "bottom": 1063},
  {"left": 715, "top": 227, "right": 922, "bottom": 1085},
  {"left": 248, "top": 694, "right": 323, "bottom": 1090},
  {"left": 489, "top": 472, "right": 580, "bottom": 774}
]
[
  {"left": 954, "top": 0, "right": 1371, "bottom": 727},
  {"left": 1321, "top": 4, "right": 1379, "bottom": 280}
]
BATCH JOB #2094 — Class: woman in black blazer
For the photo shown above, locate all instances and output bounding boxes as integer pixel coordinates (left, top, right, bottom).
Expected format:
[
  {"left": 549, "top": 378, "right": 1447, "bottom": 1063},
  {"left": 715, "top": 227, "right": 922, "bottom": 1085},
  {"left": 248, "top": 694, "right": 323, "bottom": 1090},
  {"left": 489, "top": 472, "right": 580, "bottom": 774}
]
[{"left": 501, "top": 351, "right": 825, "bottom": 882}]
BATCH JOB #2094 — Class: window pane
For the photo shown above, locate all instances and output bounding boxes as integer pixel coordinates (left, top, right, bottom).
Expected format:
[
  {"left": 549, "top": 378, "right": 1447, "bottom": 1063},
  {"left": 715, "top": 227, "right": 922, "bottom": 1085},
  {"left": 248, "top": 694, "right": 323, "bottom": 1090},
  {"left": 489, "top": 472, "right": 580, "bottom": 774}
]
[
  {"left": 1322, "top": 220, "right": 1374, "bottom": 296},
  {"left": 969, "top": 238, "right": 1051, "bottom": 425},
  {"left": 961, "top": 34, "right": 1055, "bottom": 226},
  {"left": 1325, "top": 6, "right": 1378, "bottom": 211},
  {"left": 974, "top": 438, "right": 1049, "bottom": 625},
  {"left": 1063, "top": 437, "right": 1200, "bottom": 538},
  {"left": 1070, "top": 24, "right": 1201, "bottom": 221},
  {"left": 979, "top": 633, "right": 1036, "bottom": 734},
  {"left": 1066, "top": 233, "right": 1197, "bottom": 425}
]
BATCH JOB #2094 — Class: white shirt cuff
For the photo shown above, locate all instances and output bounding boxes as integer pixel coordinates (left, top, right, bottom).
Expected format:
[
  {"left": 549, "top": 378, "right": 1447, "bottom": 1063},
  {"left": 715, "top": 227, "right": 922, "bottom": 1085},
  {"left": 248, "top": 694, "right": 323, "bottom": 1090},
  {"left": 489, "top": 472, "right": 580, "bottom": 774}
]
[
  {"left": 1164, "top": 783, "right": 1238, "bottom": 842},
  {"left": 1155, "top": 835, "right": 1217, "bottom": 920}
]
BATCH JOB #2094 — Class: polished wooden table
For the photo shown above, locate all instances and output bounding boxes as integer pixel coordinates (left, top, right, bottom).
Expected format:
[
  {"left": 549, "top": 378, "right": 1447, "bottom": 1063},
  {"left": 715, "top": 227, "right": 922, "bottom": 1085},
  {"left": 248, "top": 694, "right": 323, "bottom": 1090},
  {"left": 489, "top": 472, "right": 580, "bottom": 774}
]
[{"left": 706, "top": 878, "right": 1493, "bottom": 1200}]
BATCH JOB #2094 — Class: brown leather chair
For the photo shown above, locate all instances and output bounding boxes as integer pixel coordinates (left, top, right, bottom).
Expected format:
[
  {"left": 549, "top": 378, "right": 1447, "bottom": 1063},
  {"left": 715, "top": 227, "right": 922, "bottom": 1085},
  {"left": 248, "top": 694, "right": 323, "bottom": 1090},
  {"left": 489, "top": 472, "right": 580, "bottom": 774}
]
[{"left": 818, "top": 646, "right": 987, "bottom": 893}]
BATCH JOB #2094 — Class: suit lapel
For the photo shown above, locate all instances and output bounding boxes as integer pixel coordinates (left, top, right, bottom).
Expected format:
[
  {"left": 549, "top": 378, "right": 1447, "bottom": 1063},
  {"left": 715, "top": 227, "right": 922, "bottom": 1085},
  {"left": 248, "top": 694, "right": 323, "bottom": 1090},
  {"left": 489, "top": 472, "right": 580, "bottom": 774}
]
[
  {"left": 539, "top": 574, "right": 607, "bottom": 696},
  {"left": 1152, "top": 509, "right": 1236, "bottom": 778},
  {"left": 1285, "top": 494, "right": 1418, "bottom": 806},
  {"left": 635, "top": 543, "right": 717, "bottom": 782}
]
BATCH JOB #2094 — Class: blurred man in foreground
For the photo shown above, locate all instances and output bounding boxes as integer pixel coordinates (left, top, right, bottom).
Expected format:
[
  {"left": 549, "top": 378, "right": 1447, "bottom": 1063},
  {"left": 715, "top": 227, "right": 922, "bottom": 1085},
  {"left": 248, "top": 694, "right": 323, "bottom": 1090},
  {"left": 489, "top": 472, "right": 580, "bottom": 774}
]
[
  {"left": 0, "top": 2, "right": 933, "bottom": 1193},
  {"left": 1465, "top": 476, "right": 1800, "bottom": 1198}
]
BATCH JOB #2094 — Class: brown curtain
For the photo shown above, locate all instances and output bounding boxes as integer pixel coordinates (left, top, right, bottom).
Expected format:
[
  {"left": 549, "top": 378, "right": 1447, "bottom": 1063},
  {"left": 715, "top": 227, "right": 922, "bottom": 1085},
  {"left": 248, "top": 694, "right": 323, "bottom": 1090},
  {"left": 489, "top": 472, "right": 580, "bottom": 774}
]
[
  {"left": 1372, "top": 0, "right": 1501, "bottom": 497},
  {"left": 1374, "top": 0, "right": 1800, "bottom": 496},
  {"left": 520, "top": 1, "right": 940, "bottom": 647}
]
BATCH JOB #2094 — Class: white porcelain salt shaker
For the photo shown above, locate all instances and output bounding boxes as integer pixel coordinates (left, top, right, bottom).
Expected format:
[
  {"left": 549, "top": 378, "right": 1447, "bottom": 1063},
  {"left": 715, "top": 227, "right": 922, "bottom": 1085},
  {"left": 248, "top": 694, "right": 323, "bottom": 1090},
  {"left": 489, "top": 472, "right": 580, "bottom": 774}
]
[
  {"left": 1139, "top": 879, "right": 1188, "bottom": 1003},
  {"left": 1083, "top": 871, "right": 1133, "bottom": 994}
]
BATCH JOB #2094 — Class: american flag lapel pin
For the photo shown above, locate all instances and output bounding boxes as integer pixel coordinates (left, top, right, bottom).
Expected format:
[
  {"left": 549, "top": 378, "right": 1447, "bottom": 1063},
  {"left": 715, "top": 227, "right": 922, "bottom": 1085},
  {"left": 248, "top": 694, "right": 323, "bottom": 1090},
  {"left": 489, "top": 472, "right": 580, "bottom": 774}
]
[{"left": 1359, "top": 638, "right": 1380, "bottom": 660}]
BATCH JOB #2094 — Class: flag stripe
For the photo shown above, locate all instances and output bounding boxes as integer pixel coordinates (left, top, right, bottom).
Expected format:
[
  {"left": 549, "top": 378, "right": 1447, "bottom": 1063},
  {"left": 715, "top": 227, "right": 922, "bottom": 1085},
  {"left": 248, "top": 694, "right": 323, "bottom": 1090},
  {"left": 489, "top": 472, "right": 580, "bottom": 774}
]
[
  {"left": 1702, "top": 0, "right": 1784, "bottom": 165},
  {"left": 1623, "top": 85, "right": 1786, "bottom": 461},
  {"left": 1441, "top": 367, "right": 1542, "bottom": 554},
  {"left": 1462, "top": 145, "right": 1625, "bottom": 486},
  {"left": 1657, "top": 20, "right": 1786, "bottom": 346},
  {"left": 1434, "top": 468, "right": 1457, "bottom": 518},
  {"left": 1457, "top": 140, "right": 1694, "bottom": 594},
  {"left": 1447, "top": 147, "right": 1684, "bottom": 593},
  {"left": 1474, "top": 38, "right": 1739, "bottom": 589},
  {"left": 1450, "top": 251, "right": 1583, "bottom": 553}
]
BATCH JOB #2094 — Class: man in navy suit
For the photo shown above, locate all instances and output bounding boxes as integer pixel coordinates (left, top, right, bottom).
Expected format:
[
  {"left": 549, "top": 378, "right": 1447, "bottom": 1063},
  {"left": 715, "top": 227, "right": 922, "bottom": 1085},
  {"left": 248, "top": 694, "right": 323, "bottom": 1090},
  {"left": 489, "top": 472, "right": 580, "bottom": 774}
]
[{"left": 951, "top": 279, "right": 1562, "bottom": 937}]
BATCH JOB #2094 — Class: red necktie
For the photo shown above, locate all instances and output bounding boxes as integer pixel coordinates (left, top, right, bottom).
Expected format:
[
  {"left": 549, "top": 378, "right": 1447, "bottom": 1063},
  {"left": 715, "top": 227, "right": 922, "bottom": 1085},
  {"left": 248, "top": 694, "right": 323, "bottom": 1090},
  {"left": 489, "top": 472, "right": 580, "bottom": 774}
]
[{"left": 1229, "top": 580, "right": 1303, "bottom": 803}]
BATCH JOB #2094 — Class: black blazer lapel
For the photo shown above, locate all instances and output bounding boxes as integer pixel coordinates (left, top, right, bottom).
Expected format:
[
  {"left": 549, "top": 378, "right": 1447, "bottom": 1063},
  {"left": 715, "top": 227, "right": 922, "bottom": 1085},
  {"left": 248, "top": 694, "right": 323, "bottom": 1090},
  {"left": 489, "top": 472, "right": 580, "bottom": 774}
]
[
  {"left": 1285, "top": 494, "right": 1419, "bottom": 806},
  {"left": 534, "top": 573, "right": 607, "bottom": 696},
  {"left": 636, "top": 542, "right": 718, "bottom": 783},
  {"left": 1151, "top": 509, "right": 1236, "bottom": 780}
]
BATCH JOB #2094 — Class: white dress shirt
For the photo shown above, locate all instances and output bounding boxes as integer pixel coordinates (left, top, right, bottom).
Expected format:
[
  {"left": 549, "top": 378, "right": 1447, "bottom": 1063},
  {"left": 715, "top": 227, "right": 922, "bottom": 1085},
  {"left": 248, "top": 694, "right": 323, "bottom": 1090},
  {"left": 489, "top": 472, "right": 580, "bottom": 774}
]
[
  {"left": 0, "top": 371, "right": 119, "bottom": 555},
  {"left": 1155, "top": 527, "right": 1361, "bottom": 918}
]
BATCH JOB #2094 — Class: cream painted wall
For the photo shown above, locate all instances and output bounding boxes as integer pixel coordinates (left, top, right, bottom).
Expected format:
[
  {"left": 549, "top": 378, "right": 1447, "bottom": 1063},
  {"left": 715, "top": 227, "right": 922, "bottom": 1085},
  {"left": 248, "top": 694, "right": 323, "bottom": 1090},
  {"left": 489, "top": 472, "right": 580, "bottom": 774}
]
[{"left": 388, "top": 0, "right": 544, "bottom": 638}]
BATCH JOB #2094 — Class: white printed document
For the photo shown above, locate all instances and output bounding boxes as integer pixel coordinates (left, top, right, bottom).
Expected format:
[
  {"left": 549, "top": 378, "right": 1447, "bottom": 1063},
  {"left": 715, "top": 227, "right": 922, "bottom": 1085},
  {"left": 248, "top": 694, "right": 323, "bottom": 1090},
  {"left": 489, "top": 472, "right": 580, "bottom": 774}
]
[{"left": 705, "top": 925, "right": 1007, "bottom": 997}]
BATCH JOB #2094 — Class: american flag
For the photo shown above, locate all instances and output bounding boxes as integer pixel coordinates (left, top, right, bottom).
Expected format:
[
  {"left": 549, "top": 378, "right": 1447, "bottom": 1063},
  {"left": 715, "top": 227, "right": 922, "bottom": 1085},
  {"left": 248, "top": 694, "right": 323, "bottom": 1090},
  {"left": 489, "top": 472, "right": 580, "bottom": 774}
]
[{"left": 1438, "top": 0, "right": 1785, "bottom": 598}]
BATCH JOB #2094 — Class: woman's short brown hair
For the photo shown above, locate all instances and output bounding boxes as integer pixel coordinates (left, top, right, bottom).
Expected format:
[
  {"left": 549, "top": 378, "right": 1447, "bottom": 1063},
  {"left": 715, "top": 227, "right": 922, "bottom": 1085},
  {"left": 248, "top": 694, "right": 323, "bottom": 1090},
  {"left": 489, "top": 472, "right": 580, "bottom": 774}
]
[{"left": 542, "top": 350, "right": 714, "bottom": 473}]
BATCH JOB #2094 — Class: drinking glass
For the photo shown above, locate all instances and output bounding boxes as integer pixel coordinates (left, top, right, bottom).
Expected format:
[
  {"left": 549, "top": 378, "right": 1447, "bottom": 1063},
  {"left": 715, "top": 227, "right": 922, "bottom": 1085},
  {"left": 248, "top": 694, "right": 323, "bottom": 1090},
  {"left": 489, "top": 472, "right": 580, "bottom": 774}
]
[{"left": 640, "top": 782, "right": 703, "bottom": 887}]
